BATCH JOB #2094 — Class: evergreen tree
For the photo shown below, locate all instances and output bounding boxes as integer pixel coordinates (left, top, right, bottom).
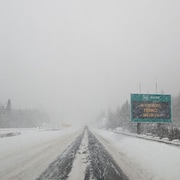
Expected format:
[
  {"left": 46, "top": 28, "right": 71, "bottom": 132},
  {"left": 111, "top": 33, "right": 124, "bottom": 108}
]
[{"left": 6, "top": 99, "right": 11, "bottom": 113}]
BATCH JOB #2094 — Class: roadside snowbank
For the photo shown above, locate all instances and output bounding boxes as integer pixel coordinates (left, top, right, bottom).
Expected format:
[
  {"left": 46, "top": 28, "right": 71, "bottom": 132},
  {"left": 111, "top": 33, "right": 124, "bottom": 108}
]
[{"left": 113, "top": 127, "right": 180, "bottom": 146}]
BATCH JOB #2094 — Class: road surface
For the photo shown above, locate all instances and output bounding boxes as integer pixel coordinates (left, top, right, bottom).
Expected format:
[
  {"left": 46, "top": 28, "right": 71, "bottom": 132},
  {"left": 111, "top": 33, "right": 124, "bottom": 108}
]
[{"left": 0, "top": 127, "right": 180, "bottom": 180}]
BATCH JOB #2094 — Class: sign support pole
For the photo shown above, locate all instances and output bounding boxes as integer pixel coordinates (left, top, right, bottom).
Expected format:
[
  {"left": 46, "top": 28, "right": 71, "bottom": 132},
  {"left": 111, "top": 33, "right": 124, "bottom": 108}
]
[{"left": 137, "top": 83, "right": 141, "bottom": 134}]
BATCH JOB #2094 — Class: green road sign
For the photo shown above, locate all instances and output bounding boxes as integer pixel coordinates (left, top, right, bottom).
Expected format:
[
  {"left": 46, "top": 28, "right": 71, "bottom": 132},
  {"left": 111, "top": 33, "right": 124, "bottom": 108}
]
[{"left": 131, "top": 94, "right": 172, "bottom": 123}]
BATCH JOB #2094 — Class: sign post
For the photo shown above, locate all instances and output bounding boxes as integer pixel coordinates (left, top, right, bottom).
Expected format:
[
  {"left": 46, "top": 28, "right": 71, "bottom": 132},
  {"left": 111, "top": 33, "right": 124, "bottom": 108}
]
[{"left": 131, "top": 94, "right": 172, "bottom": 123}]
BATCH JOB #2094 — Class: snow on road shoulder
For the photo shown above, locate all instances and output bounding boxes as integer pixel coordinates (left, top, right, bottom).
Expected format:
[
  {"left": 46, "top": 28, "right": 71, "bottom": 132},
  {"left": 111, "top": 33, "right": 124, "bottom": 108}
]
[{"left": 94, "top": 129, "right": 180, "bottom": 180}]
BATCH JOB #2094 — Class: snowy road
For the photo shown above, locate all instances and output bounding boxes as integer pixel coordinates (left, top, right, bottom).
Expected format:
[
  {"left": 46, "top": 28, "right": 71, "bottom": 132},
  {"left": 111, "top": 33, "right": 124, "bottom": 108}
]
[
  {"left": 0, "top": 128, "right": 180, "bottom": 180},
  {"left": 0, "top": 128, "right": 81, "bottom": 180},
  {"left": 38, "top": 128, "right": 128, "bottom": 180}
]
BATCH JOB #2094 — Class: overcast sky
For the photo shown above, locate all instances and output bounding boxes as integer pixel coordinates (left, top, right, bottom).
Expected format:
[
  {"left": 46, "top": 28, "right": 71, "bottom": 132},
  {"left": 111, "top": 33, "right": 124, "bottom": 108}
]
[{"left": 0, "top": 0, "right": 180, "bottom": 125}]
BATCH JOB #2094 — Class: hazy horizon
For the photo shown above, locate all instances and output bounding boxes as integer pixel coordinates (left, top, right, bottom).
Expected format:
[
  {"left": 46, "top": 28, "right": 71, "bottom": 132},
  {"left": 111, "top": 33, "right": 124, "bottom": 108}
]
[{"left": 0, "top": 0, "right": 180, "bottom": 126}]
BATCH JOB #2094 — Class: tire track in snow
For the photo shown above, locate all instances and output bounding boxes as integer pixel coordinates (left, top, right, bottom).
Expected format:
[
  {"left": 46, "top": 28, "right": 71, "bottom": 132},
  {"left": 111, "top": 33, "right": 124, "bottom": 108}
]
[
  {"left": 67, "top": 129, "right": 91, "bottom": 180},
  {"left": 0, "top": 131, "right": 81, "bottom": 180},
  {"left": 37, "top": 131, "right": 85, "bottom": 180},
  {"left": 87, "top": 128, "right": 129, "bottom": 180},
  {"left": 37, "top": 128, "right": 129, "bottom": 180}
]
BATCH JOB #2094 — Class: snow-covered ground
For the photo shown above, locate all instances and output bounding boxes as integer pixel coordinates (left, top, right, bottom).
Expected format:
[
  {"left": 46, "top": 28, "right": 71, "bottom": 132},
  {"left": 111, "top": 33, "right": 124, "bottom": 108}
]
[
  {"left": 94, "top": 129, "right": 180, "bottom": 180},
  {"left": 0, "top": 128, "right": 81, "bottom": 179},
  {"left": 113, "top": 127, "right": 180, "bottom": 146},
  {"left": 1, "top": 127, "right": 180, "bottom": 180}
]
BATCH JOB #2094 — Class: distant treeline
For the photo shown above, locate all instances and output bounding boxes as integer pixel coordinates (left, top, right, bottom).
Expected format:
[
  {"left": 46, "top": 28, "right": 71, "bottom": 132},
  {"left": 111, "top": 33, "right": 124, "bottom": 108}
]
[
  {"left": 0, "top": 99, "right": 49, "bottom": 128},
  {"left": 97, "top": 94, "right": 180, "bottom": 140}
]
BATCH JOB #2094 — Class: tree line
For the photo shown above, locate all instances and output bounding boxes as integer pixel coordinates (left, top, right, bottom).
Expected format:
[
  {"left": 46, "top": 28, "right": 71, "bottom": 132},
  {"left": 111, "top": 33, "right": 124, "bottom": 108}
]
[
  {"left": 97, "top": 94, "right": 180, "bottom": 140},
  {"left": 0, "top": 99, "right": 49, "bottom": 128}
]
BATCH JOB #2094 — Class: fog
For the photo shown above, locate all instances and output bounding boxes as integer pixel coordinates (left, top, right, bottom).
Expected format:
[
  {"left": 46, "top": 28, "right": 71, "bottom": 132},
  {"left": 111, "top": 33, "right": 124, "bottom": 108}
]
[{"left": 0, "top": 0, "right": 180, "bottom": 126}]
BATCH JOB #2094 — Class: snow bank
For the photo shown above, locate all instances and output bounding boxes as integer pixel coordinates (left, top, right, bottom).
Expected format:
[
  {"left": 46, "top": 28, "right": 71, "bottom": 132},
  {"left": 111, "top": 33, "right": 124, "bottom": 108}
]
[{"left": 113, "top": 128, "right": 180, "bottom": 146}]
